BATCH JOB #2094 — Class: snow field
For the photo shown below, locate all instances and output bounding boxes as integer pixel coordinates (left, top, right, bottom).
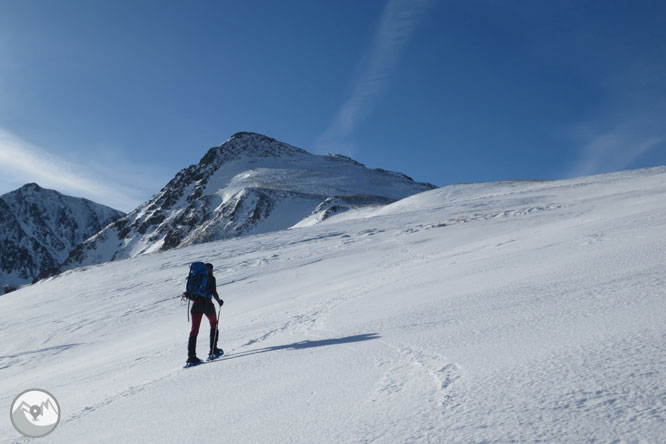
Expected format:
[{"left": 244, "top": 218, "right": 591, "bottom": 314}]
[{"left": 1, "top": 167, "right": 665, "bottom": 443}]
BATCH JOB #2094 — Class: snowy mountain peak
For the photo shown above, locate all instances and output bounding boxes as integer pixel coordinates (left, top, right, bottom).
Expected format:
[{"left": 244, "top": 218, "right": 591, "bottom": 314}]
[
  {"left": 202, "top": 131, "right": 309, "bottom": 166},
  {"left": 60, "top": 133, "right": 436, "bottom": 271},
  {"left": 0, "top": 184, "right": 125, "bottom": 292},
  {"left": 18, "top": 182, "right": 43, "bottom": 192},
  {"left": 228, "top": 131, "right": 277, "bottom": 144}
]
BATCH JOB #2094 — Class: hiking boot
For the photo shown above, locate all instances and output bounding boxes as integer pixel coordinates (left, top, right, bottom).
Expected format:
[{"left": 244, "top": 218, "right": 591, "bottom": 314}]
[
  {"left": 186, "top": 356, "right": 202, "bottom": 365},
  {"left": 188, "top": 336, "right": 198, "bottom": 359},
  {"left": 211, "top": 347, "right": 223, "bottom": 356},
  {"left": 209, "top": 328, "right": 221, "bottom": 353}
]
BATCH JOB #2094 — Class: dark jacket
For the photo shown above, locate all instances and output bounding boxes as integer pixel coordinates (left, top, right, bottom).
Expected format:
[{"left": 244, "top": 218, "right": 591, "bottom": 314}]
[{"left": 205, "top": 275, "right": 223, "bottom": 305}]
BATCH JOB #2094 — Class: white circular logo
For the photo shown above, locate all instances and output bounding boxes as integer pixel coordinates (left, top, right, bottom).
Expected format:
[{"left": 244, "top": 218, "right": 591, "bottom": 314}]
[{"left": 10, "top": 389, "right": 61, "bottom": 438}]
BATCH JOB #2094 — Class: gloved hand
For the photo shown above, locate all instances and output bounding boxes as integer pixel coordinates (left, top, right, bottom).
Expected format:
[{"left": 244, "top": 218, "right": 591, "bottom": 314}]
[{"left": 219, "top": 299, "right": 224, "bottom": 306}]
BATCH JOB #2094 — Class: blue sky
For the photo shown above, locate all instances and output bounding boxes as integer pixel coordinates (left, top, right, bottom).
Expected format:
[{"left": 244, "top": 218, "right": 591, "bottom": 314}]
[{"left": 1, "top": 0, "right": 665, "bottom": 212}]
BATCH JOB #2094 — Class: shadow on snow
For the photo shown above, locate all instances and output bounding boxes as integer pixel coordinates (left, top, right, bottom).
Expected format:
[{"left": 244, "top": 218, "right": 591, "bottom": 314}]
[
  {"left": 0, "top": 343, "right": 83, "bottom": 370},
  {"left": 218, "top": 333, "right": 380, "bottom": 362},
  {"left": 0, "top": 343, "right": 82, "bottom": 360}
]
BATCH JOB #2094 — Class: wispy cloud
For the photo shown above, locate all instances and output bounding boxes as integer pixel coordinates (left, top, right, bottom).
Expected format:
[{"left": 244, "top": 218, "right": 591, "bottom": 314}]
[
  {"left": 568, "top": 31, "right": 666, "bottom": 178},
  {"left": 569, "top": 118, "right": 665, "bottom": 178},
  {"left": 0, "top": 127, "right": 164, "bottom": 212},
  {"left": 315, "top": 0, "right": 432, "bottom": 155}
]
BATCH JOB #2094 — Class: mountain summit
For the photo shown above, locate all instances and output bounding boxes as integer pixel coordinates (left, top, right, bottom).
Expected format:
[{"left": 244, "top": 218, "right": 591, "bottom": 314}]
[
  {"left": 62, "top": 132, "right": 436, "bottom": 269},
  {"left": 0, "top": 184, "right": 124, "bottom": 292}
]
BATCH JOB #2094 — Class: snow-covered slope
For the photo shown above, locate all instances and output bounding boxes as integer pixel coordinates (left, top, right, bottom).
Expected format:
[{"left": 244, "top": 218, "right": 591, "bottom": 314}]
[
  {"left": 61, "top": 132, "right": 435, "bottom": 270},
  {"left": 1, "top": 167, "right": 665, "bottom": 443},
  {"left": 0, "top": 184, "right": 124, "bottom": 292}
]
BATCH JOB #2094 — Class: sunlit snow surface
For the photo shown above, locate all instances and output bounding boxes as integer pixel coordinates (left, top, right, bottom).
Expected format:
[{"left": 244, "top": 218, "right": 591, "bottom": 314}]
[{"left": 1, "top": 167, "right": 665, "bottom": 443}]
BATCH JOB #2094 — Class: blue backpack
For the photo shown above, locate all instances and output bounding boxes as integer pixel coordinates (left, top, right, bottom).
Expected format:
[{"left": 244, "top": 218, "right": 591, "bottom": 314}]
[{"left": 185, "top": 262, "right": 211, "bottom": 300}]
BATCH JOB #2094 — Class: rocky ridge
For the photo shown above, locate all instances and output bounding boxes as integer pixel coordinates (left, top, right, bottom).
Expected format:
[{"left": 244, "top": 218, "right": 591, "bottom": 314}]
[
  {"left": 0, "top": 184, "right": 124, "bottom": 292},
  {"left": 61, "top": 132, "right": 436, "bottom": 271}
]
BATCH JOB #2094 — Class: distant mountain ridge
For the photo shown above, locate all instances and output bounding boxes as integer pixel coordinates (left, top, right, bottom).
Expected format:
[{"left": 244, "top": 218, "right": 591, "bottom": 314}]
[
  {"left": 61, "top": 132, "right": 436, "bottom": 270},
  {"left": 0, "top": 184, "right": 124, "bottom": 292}
]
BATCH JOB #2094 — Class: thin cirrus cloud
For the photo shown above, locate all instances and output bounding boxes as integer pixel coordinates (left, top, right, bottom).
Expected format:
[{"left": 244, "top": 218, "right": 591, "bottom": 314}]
[
  {"left": 569, "top": 81, "right": 666, "bottom": 178},
  {"left": 570, "top": 121, "right": 664, "bottom": 178},
  {"left": 568, "top": 42, "right": 666, "bottom": 178},
  {"left": 315, "top": 0, "right": 432, "bottom": 156},
  {"left": 0, "top": 127, "right": 152, "bottom": 212}
]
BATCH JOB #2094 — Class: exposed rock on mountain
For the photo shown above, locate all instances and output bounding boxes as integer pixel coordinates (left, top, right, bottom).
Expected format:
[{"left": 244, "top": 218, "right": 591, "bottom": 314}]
[
  {"left": 61, "top": 132, "right": 436, "bottom": 270},
  {"left": 0, "top": 184, "right": 125, "bottom": 292}
]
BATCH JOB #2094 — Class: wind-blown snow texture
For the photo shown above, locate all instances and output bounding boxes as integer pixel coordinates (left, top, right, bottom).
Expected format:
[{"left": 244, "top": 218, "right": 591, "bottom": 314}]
[
  {"left": 1, "top": 167, "right": 665, "bottom": 443},
  {"left": 61, "top": 132, "right": 434, "bottom": 270},
  {"left": 0, "top": 184, "right": 124, "bottom": 291}
]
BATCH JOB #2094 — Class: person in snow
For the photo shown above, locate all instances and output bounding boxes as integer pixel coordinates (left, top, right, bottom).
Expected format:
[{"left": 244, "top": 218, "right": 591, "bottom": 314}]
[{"left": 187, "top": 263, "right": 224, "bottom": 364}]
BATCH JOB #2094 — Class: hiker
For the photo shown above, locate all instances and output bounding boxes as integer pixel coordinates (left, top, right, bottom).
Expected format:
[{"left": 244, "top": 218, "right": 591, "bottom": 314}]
[{"left": 186, "top": 263, "right": 224, "bottom": 365}]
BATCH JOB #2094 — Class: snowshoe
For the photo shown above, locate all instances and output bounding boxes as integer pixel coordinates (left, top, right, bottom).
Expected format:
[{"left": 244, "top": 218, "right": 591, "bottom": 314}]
[
  {"left": 184, "top": 356, "right": 203, "bottom": 368},
  {"left": 207, "top": 348, "right": 224, "bottom": 361}
]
